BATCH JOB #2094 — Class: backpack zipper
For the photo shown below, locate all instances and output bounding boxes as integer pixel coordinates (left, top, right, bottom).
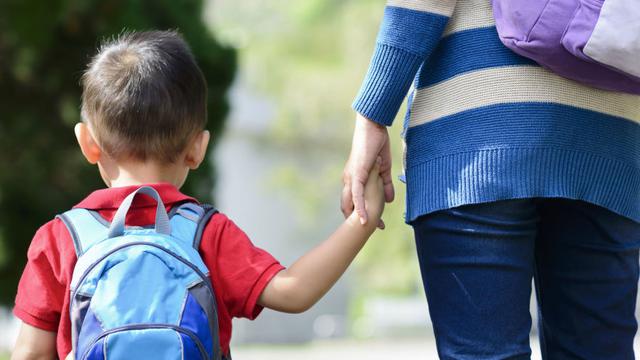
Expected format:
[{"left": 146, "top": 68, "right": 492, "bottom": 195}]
[
  {"left": 71, "top": 241, "right": 216, "bottom": 304},
  {"left": 79, "top": 323, "right": 209, "bottom": 360}
]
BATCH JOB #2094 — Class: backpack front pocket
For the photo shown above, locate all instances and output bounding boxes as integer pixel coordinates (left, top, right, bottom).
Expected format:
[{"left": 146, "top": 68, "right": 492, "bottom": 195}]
[
  {"left": 80, "top": 326, "right": 208, "bottom": 360},
  {"left": 494, "top": 0, "right": 577, "bottom": 59}
]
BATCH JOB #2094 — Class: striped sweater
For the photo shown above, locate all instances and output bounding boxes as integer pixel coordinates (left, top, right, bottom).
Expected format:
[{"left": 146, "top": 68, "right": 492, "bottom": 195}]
[{"left": 353, "top": 0, "right": 640, "bottom": 223}]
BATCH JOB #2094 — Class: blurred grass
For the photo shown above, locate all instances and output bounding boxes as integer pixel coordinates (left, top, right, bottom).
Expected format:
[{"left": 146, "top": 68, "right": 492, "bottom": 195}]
[{"left": 0, "top": 352, "right": 9, "bottom": 360}]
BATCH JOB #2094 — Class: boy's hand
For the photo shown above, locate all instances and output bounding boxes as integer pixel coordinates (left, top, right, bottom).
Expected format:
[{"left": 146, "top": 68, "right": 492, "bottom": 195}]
[{"left": 349, "top": 158, "right": 385, "bottom": 230}]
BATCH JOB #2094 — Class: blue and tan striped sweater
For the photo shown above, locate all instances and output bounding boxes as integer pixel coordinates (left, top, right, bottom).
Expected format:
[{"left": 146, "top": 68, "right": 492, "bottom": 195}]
[{"left": 353, "top": 0, "right": 640, "bottom": 222}]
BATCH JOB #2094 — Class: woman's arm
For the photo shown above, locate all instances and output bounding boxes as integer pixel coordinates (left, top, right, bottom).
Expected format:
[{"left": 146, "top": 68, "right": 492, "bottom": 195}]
[
  {"left": 344, "top": 0, "right": 457, "bottom": 225},
  {"left": 259, "top": 163, "right": 384, "bottom": 313},
  {"left": 11, "top": 323, "right": 56, "bottom": 360}
]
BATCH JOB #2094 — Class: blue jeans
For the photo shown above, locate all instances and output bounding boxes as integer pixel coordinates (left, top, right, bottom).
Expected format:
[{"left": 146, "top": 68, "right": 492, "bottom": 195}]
[{"left": 412, "top": 198, "right": 640, "bottom": 360}]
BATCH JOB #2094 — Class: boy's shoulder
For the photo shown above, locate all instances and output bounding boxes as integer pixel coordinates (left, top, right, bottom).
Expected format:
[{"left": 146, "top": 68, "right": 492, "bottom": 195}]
[{"left": 27, "top": 216, "right": 77, "bottom": 262}]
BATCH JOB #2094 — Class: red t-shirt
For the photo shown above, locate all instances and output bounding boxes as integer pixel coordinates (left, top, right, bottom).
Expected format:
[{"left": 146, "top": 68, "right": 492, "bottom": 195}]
[{"left": 13, "top": 183, "right": 284, "bottom": 359}]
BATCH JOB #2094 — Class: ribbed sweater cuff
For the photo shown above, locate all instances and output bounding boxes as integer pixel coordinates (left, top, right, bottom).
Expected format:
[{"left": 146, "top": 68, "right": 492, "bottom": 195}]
[{"left": 352, "top": 43, "right": 423, "bottom": 126}]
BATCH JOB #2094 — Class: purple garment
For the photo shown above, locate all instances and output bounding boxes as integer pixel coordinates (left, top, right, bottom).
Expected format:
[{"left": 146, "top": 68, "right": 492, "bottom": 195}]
[
  {"left": 492, "top": 0, "right": 640, "bottom": 94},
  {"left": 562, "top": 0, "right": 602, "bottom": 62}
]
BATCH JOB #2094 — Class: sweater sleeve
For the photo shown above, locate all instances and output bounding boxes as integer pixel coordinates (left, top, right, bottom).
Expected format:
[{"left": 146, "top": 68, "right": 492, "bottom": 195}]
[{"left": 353, "top": 0, "right": 456, "bottom": 126}]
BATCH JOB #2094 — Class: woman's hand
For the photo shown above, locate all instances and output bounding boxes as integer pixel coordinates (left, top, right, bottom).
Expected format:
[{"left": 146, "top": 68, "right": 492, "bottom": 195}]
[
  {"left": 341, "top": 113, "right": 395, "bottom": 227},
  {"left": 350, "top": 157, "right": 385, "bottom": 227}
]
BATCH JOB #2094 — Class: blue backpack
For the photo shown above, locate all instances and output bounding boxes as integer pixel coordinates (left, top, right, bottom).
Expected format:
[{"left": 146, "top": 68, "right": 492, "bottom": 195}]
[{"left": 57, "top": 186, "right": 224, "bottom": 360}]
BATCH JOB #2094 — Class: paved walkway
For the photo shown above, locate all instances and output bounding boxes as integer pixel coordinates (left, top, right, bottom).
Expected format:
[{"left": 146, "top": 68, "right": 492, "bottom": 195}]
[
  {"left": 234, "top": 336, "right": 640, "bottom": 359},
  {"left": 233, "top": 337, "right": 544, "bottom": 360}
]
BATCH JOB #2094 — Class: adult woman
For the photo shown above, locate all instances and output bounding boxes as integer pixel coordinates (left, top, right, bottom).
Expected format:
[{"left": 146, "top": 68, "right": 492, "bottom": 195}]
[{"left": 341, "top": 0, "right": 640, "bottom": 359}]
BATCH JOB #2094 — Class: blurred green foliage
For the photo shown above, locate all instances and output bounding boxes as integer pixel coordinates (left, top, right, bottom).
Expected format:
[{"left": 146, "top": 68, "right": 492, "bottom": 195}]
[
  {"left": 0, "top": 0, "right": 236, "bottom": 304},
  {"left": 210, "top": 0, "right": 422, "bottom": 298}
]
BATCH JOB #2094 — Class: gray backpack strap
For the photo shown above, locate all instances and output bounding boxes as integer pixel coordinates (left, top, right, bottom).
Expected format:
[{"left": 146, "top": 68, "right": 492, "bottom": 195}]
[
  {"left": 56, "top": 209, "right": 109, "bottom": 256},
  {"left": 108, "top": 186, "right": 170, "bottom": 237},
  {"left": 194, "top": 204, "right": 218, "bottom": 250}
]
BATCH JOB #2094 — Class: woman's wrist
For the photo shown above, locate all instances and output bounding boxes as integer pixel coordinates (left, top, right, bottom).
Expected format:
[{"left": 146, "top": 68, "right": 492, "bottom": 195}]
[{"left": 356, "top": 112, "right": 386, "bottom": 131}]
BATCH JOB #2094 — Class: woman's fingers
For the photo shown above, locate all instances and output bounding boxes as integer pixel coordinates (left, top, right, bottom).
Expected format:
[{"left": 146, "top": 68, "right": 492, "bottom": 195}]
[
  {"left": 380, "top": 139, "right": 395, "bottom": 203},
  {"left": 341, "top": 182, "right": 354, "bottom": 218},
  {"left": 351, "top": 179, "right": 368, "bottom": 225},
  {"left": 341, "top": 159, "right": 355, "bottom": 218}
]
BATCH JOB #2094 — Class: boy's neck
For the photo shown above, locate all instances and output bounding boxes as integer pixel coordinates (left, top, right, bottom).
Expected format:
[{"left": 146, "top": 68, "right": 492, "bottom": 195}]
[{"left": 100, "top": 160, "right": 187, "bottom": 189}]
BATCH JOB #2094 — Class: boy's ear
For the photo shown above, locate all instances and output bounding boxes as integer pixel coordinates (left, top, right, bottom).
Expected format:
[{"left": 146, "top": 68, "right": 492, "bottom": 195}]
[
  {"left": 184, "top": 130, "right": 210, "bottom": 170},
  {"left": 74, "top": 123, "right": 102, "bottom": 164}
]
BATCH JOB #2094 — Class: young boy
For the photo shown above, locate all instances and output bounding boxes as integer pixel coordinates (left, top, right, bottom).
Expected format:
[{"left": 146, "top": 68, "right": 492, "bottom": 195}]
[{"left": 10, "top": 31, "right": 384, "bottom": 360}]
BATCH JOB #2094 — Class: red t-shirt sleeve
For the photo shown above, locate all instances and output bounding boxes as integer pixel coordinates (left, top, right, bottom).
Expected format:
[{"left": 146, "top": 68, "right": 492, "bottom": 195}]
[
  {"left": 13, "top": 219, "right": 75, "bottom": 332},
  {"left": 199, "top": 213, "right": 284, "bottom": 320}
]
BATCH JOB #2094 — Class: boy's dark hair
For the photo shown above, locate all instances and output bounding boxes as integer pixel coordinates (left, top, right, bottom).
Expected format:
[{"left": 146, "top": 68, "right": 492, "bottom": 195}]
[{"left": 81, "top": 30, "right": 207, "bottom": 162}]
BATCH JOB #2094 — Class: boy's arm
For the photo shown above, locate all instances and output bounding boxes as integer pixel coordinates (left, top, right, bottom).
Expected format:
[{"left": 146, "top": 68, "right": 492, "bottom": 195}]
[
  {"left": 11, "top": 322, "right": 56, "bottom": 360},
  {"left": 258, "top": 163, "right": 384, "bottom": 313}
]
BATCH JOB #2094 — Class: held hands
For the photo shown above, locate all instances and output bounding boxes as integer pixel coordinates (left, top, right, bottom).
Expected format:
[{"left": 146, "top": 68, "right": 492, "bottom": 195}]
[
  {"left": 342, "top": 113, "right": 394, "bottom": 228},
  {"left": 346, "top": 157, "right": 385, "bottom": 229}
]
